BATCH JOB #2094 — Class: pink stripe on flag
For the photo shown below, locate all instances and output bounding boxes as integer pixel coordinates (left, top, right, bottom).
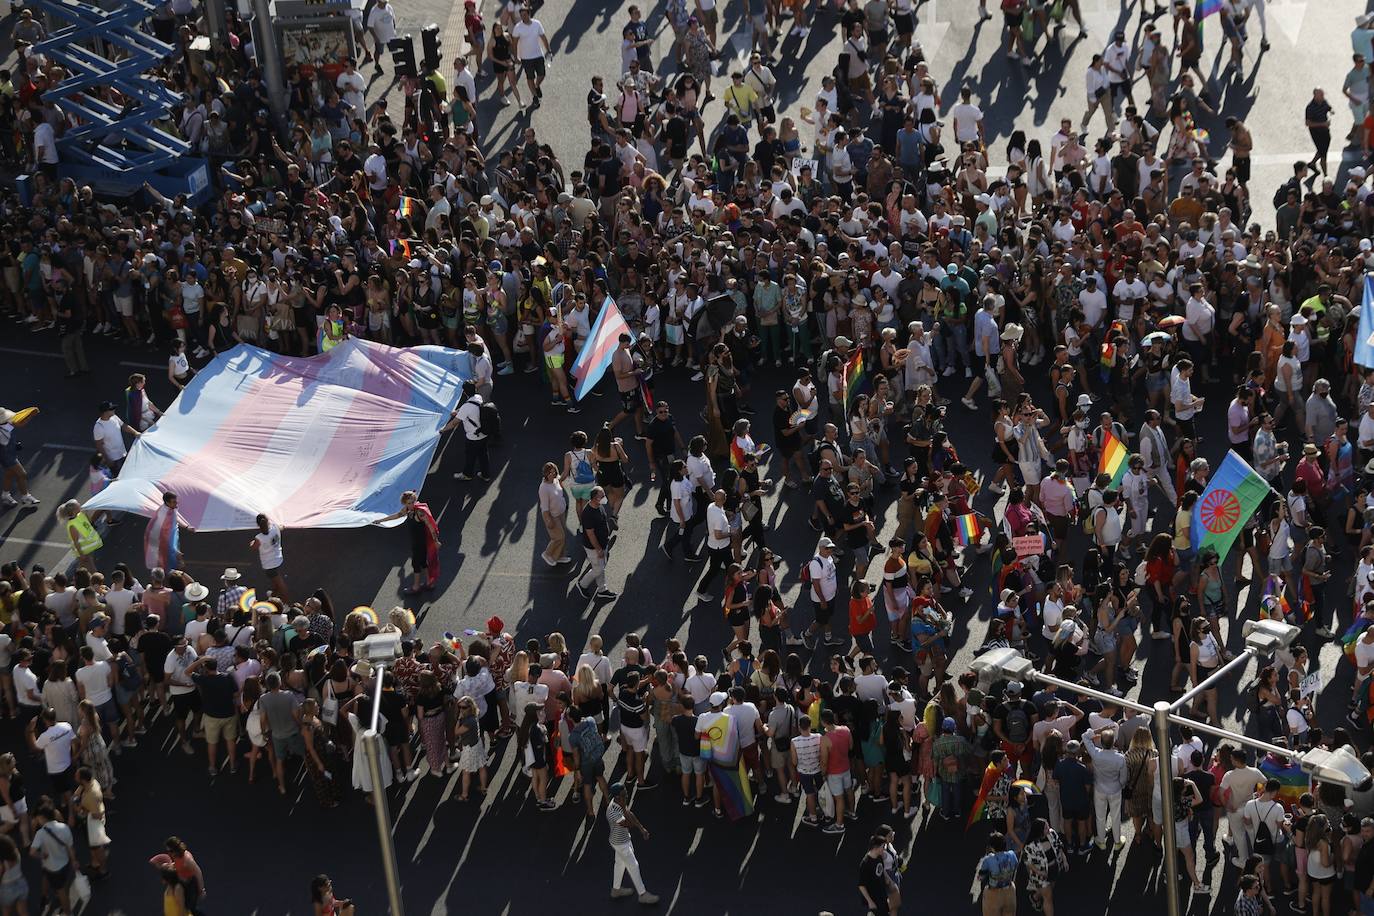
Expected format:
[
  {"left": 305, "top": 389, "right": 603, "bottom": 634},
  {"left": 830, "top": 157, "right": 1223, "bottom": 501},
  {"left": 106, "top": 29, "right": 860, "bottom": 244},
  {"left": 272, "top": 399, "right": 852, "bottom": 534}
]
[
  {"left": 271, "top": 347, "right": 422, "bottom": 525},
  {"left": 155, "top": 372, "right": 288, "bottom": 527}
]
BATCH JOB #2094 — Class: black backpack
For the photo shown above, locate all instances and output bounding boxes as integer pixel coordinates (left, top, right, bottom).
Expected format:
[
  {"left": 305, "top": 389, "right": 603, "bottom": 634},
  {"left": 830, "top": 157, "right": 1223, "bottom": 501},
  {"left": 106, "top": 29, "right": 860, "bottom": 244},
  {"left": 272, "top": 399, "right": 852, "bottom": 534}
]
[{"left": 479, "top": 401, "right": 502, "bottom": 440}]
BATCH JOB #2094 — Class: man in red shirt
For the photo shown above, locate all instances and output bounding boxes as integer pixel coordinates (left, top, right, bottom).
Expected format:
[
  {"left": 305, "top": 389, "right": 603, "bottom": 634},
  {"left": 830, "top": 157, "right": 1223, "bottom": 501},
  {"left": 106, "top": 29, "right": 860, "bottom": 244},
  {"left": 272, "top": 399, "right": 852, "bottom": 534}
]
[{"left": 820, "top": 708, "right": 854, "bottom": 834}]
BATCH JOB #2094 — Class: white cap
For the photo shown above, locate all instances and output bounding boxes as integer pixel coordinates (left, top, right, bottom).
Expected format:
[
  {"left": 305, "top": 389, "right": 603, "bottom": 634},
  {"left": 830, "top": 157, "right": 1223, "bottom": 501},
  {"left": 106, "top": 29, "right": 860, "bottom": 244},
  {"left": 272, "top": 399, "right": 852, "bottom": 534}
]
[{"left": 709, "top": 691, "right": 728, "bottom": 707}]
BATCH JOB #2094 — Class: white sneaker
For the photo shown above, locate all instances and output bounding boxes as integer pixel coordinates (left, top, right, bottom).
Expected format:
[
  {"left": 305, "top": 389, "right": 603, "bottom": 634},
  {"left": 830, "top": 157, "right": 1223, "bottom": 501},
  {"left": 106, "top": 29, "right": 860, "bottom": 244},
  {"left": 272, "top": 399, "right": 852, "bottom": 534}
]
[
  {"left": 21, "top": 315, "right": 38, "bottom": 324},
  {"left": 694, "top": 590, "right": 713, "bottom": 603},
  {"left": 17, "top": 494, "right": 39, "bottom": 506},
  {"left": 145, "top": 334, "right": 156, "bottom": 345},
  {"left": 942, "top": 366, "right": 955, "bottom": 377},
  {"left": 964, "top": 368, "right": 974, "bottom": 378},
  {"left": 92, "top": 322, "right": 105, "bottom": 334},
  {"left": 0, "top": 493, "right": 16, "bottom": 506}
]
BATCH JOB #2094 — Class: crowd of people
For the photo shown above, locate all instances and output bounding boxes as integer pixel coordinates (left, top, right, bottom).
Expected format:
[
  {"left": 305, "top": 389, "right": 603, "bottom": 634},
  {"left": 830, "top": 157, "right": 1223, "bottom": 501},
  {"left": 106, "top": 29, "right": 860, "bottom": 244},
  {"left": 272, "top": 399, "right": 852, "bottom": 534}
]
[{"left": 10, "top": 0, "right": 1374, "bottom": 913}]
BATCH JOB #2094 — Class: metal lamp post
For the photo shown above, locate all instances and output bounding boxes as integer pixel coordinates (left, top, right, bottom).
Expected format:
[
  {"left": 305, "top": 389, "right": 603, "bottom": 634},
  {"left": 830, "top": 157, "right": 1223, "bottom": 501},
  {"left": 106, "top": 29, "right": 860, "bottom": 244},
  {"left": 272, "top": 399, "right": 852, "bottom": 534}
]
[
  {"left": 971, "top": 632, "right": 1371, "bottom": 916},
  {"left": 357, "top": 634, "right": 405, "bottom": 915}
]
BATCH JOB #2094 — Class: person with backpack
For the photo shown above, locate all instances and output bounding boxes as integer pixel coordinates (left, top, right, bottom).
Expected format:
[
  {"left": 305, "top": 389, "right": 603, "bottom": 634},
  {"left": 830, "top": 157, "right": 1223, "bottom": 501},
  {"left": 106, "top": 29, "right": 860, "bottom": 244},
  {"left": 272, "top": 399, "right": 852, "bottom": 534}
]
[
  {"left": 993, "top": 680, "right": 1038, "bottom": 779},
  {"left": 1244, "top": 778, "right": 1290, "bottom": 895},
  {"left": 563, "top": 430, "right": 598, "bottom": 517},
  {"left": 802, "top": 537, "right": 840, "bottom": 649},
  {"left": 448, "top": 381, "right": 491, "bottom": 483}
]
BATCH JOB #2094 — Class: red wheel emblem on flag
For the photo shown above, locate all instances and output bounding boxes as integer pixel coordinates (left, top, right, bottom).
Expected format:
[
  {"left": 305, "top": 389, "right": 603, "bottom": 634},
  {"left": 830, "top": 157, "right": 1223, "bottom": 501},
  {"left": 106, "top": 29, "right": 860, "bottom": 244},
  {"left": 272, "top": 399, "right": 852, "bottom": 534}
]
[{"left": 1199, "top": 489, "right": 1241, "bottom": 534}]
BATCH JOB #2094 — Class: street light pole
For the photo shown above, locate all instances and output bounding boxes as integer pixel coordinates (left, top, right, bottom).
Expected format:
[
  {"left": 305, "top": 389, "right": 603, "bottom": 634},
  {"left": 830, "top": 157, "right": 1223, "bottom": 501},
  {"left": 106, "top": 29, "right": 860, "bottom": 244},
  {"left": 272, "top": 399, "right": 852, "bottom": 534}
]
[
  {"left": 1153, "top": 701, "right": 1182, "bottom": 916},
  {"left": 363, "top": 663, "right": 405, "bottom": 916}
]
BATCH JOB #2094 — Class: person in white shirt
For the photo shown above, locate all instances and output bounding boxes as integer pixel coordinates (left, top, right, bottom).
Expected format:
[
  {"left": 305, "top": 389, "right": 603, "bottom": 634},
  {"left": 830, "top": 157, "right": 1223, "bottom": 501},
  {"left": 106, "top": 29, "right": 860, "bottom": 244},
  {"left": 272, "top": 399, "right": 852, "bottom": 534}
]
[
  {"left": 28, "top": 709, "right": 76, "bottom": 803},
  {"left": 693, "top": 489, "right": 734, "bottom": 602},
  {"left": 664, "top": 458, "right": 701, "bottom": 560},
  {"left": 32, "top": 120, "right": 58, "bottom": 178},
  {"left": 250, "top": 513, "right": 288, "bottom": 600},
  {"left": 511, "top": 7, "right": 551, "bottom": 105},
  {"left": 75, "top": 645, "right": 120, "bottom": 749},
  {"left": 949, "top": 87, "right": 984, "bottom": 145},
  {"left": 1083, "top": 56, "right": 1116, "bottom": 131},
  {"left": 92, "top": 401, "right": 139, "bottom": 471},
  {"left": 1103, "top": 31, "right": 1133, "bottom": 105},
  {"left": 365, "top": 0, "right": 397, "bottom": 70},
  {"left": 1170, "top": 359, "right": 1203, "bottom": 440},
  {"left": 804, "top": 538, "right": 839, "bottom": 647},
  {"left": 336, "top": 58, "right": 366, "bottom": 115},
  {"left": 447, "top": 381, "right": 491, "bottom": 482}
]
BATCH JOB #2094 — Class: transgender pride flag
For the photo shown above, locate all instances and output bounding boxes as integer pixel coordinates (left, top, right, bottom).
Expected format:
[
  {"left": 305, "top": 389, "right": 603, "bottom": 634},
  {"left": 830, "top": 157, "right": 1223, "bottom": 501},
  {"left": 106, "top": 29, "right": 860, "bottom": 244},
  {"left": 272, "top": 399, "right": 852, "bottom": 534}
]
[
  {"left": 570, "top": 297, "right": 630, "bottom": 401},
  {"left": 1194, "top": 0, "right": 1223, "bottom": 18},
  {"left": 85, "top": 339, "right": 470, "bottom": 531}
]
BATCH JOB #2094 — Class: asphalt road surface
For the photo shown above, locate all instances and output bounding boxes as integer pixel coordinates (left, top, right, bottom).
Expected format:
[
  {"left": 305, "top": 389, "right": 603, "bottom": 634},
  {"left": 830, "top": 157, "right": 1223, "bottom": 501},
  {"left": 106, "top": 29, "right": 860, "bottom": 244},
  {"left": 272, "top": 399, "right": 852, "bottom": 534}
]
[{"left": 3, "top": 0, "right": 1372, "bottom": 913}]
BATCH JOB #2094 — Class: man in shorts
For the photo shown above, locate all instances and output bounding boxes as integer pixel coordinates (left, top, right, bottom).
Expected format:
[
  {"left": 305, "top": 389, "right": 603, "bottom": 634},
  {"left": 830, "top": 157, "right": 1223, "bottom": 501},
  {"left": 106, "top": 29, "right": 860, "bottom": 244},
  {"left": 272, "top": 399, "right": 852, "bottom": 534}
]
[
  {"left": 672, "top": 692, "right": 709, "bottom": 807},
  {"left": 165, "top": 636, "right": 202, "bottom": 755},
  {"left": 0, "top": 407, "right": 39, "bottom": 507},
  {"left": 188, "top": 655, "right": 240, "bottom": 776},
  {"left": 790, "top": 712, "right": 824, "bottom": 826},
  {"left": 29, "top": 707, "right": 76, "bottom": 812},
  {"left": 29, "top": 801, "right": 76, "bottom": 915},
  {"left": 259, "top": 671, "right": 305, "bottom": 795},
  {"left": 609, "top": 332, "right": 645, "bottom": 436},
  {"left": 512, "top": 5, "right": 551, "bottom": 108}
]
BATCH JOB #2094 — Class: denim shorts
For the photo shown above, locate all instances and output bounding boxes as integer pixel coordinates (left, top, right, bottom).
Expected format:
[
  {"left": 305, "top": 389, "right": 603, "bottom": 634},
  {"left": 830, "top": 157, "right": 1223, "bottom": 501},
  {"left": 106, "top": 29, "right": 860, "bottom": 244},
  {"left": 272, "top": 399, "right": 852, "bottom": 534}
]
[
  {"left": 826, "top": 772, "right": 853, "bottom": 796},
  {"left": 679, "top": 754, "right": 707, "bottom": 774},
  {"left": 0, "top": 876, "right": 28, "bottom": 905}
]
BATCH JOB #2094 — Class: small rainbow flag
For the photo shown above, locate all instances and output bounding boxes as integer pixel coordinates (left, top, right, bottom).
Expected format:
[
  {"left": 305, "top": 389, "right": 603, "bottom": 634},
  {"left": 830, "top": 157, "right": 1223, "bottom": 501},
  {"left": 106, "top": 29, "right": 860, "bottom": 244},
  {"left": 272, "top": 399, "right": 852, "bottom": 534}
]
[
  {"left": 1258, "top": 755, "right": 1308, "bottom": 812},
  {"left": 396, "top": 196, "right": 420, "bottom": 219},
  {"left": 954, "top": 513, "right": 982, "bottom": 547},
  {"left": 1098, "top": 320, "right": 1125, "bottom": 380},
  {"left": 1099, "top": 430, "right": 1129, "bottom": 488},
  {"left": 842, "top": 349, "right": 871, "bottom": 412},
  {"left": 389, "top": 238, "right": 414, "bottom": 259}
]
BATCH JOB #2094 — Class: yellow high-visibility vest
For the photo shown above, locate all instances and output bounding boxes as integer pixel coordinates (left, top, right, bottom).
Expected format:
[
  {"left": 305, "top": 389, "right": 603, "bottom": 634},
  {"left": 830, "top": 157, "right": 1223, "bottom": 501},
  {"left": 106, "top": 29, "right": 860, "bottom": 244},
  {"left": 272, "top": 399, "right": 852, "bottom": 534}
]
[{"left": 67, "top": 512, "right": 103, "bottom": 556}]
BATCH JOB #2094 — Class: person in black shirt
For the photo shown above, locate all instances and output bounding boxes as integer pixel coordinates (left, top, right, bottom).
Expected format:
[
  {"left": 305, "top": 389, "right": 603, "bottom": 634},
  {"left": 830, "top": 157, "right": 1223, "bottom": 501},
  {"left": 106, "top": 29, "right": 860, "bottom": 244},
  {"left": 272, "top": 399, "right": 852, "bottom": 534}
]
[
  {"left": 644, "top": 401, "right": 684, "bottom": 514},
  {"left": 810, "top": 460, "right": 846, "bottom": 539},
  {"left": 858, "top": 834, "right": 894, "bottom": 915},
  {"left": 670, "top": 694, "right": 707, "bottom": 806},
  {"left": 1305, "top": 88, "right": 1333, "bottom": 176},
  {"left": 53, "top": 277, "right": 87, "bottom": 377},
  {"left": 773, "top": 390, "right": 810, "bottom": 490},
  {"left": 576, "top": 487, "right": 615, "bottom": 599}
]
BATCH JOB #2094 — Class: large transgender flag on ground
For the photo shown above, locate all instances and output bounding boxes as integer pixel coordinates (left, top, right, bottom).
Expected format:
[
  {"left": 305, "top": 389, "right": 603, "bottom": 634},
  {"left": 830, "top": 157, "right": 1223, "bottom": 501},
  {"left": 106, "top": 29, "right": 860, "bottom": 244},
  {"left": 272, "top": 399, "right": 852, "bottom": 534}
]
[
  {"left": 570, "top": 297, "right": 630, "bottom": 401},
  {"left": 85, "top": 339, "right": 470, "bottom": 531}
]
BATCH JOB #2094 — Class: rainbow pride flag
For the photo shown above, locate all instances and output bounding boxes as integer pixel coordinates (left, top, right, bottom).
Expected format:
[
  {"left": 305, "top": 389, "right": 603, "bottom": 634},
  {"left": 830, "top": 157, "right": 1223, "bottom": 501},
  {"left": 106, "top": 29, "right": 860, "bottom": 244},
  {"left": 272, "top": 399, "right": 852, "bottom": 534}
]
[
  {"left": 1343, "top": 618, "right": 1369, "bottom": 664},
  {"left": 396, "top": 197, "right": 420, "bottom": 219},
  {"left": 966, "top": 761, "right": 1008, "bottom": 830},
  {"left": 1099, "top": 430, "right": 1128, "bottom": 488},
  {"left": 1099, "top": 320, "right": 1126, "bottom": 381},
  {"left": 711, "top": 759, "right": 755, "bottom": 821},
  {"left": 389, "top": 239, "right": 414, "bottom": 259},
  {"left": 954, "top": 513, "right": 982, "bottom": 547},
  {"left": 1258, "top": 755, "right": 1308, "bottom": 812},
  {"left": 1194, "top": 0, "right": 1223, "bottom": 19},
  {"left": 842, "top": 349, "right": 870, "bottom": 412}
]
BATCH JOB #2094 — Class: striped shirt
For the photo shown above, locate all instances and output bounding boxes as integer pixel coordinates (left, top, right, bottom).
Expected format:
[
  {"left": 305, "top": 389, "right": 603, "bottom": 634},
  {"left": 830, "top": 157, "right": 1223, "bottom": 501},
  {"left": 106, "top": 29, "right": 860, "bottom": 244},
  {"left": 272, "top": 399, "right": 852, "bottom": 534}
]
[
  {"left": 791, "top": 732, "right": 822, "bottom": 775},
  {"left": 606, "top": 801, "right": 631, "bottom": 845}
]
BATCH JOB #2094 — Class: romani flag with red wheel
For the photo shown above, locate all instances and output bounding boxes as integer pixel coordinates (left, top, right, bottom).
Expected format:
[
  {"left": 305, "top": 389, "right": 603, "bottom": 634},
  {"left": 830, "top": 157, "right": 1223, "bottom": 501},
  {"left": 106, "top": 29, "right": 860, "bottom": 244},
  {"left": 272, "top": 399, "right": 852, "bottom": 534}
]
[{"left": 1190, "top": 450, "right": 1270, "bottom": 565}]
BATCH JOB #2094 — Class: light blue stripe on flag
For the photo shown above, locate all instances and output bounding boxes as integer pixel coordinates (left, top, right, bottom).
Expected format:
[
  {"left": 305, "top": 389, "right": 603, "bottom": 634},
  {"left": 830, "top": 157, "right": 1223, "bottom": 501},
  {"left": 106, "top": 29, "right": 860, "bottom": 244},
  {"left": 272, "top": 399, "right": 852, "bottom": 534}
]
[{"left": 1356, "top": 275, "right": 1374, "bottom": 370}]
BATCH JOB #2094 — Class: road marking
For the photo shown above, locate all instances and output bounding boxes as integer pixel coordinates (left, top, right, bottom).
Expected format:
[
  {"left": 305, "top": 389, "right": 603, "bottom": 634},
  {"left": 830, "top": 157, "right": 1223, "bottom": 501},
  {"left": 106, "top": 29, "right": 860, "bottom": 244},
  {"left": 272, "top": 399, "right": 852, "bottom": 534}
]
[
  {"left": 120, "top": 360, "right": 166, "bottom": 370},
  {"left": 0, "top": 535, "right": 71, "bottom": 550},
  {"left": 0, "top": 347, "right": 60, "bottom": 358}
]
